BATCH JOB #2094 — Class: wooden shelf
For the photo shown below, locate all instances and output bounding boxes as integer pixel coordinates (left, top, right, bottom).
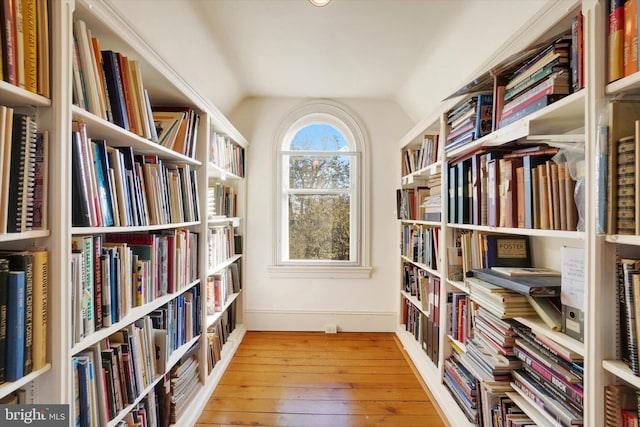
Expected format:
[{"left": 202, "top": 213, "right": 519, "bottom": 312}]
[
  {"left": 0, "top": 230, "right": 49, "bottom": 242},
  {"left": 447, "top": 223, "right": 584, "bottom": 239},
  {"left": 400, "top": 219, "right": 442, "bottom": 227},
  {"left": 71, "top": 221, "right": 200, "bottom": 235},
  {"left": 206, "top": 292, "right": 242, "bottom": 328},
  {"left": 400, "top": 290, "right": 429, "bottom": 317},
  {"left": 400, "top": 255, "right": 441, "bottom": 277},
  {"left": 208, "top": 254, "right": 242, "bottom": 276},
  {"left": 505, "top": 390, "right": 563, "bottom": 427},
  {"left": 0, "top": 81, "right": 51, "bottom": 108},
  {"left": 71, "top": 280, "right": 201, "bottom": 355},
  {"left": 72, "top": 106, "right": 200, "bottom": 166},
  {"left": 208, "top": 216, "right": 241, "bottom": 227},
  {"left": 602, "top": 359, "right": 640, "bottom": 389},
  {"left": 208, "top": 162, "right": 243, "bottom": 180},
  {"left": 605, "top": 234, "right": 640, "bottom": 246},
  {"left": 401, "top": 161, "right": 442, "bottom": 185},
  {"left": 0, "top": 364, "right": 51, "bottom": 400},
  {"left": 446, "top": 279, "right": 469, "bottom": 294},
  {"left": 606, "top": 70, "right": 640, "bottom": 95}
]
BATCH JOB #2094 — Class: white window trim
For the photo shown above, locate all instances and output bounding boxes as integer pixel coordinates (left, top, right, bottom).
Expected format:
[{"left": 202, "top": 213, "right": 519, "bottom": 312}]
[{"left": 270, "top": 100, "right": 371, "bottom": 279}]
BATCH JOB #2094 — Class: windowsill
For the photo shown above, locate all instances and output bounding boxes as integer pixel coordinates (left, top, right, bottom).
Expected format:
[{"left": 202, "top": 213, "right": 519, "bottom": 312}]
[{"left": 267, "top": 265, "right": 373, "bottom": 279}]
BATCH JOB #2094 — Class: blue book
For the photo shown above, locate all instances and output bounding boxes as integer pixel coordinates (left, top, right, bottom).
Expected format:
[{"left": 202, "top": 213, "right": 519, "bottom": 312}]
[
  {"left": 92, "top": 141, "right": 114, "bottom": 227},
  {"left": 474, "top": 93, "right": 493, "bottom": 139},
  {"left": 6, "top": 271, "right": 25, "bottom": 381}
]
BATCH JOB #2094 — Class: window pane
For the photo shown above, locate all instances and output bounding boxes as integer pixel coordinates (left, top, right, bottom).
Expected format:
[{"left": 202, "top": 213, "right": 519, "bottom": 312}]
[
  {"left": 290, "top": 124, "right": 348, "bottom": 151},
  {"left": 288, "top": 194, "right": 350, "bottom": 261},
  {"left": 288, "top": 155, "right": 351, "bottom": 190}
]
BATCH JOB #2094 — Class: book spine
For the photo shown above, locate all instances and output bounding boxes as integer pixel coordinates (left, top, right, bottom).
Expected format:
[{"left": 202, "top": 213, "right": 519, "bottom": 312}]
[
  {"left": 474, "top": 93, "right": 493, "bottom": 139},
  {"left": 5, "top": 271, "right": 24, "bottom": 381},
  {"left": 625, "top": 0, "right": 639, "bottom": 77},
  {"left": 93, "top": 235, "right": 103, "bottom": 330},
  {"left": 610, "top": 0, "right": 626, "bottom": 82},
  {"left": 0, "top": 259, "right": 8, "bottom": 382},
  {"left": 31, "top": 250, "right": 46, "bottom": 371}
]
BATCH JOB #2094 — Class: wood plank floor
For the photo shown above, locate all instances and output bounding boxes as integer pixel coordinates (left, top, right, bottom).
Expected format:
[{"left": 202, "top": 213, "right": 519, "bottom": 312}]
[{"left": 196, "top": 331, "right": 448, "bottom": 427}]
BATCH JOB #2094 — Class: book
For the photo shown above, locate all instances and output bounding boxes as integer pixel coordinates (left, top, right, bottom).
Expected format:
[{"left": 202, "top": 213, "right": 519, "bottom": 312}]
[
  {"left": 31, "top": 248, "right": 46, "bottom": 371},
  {"left": 7, "top": 113, "right": 36, "bottom": 233},
  {"left": 471, "top": 268, "right": 561, "bottom": 297},
  {"left": 526, "top": 295, "right": 563, "bottom": 331},
  {"left": 0, "top": 259, "right": 8, "bottom": 383},
  {"left": 609, "top": 0, "right": 626, "bottom": 82},
  {"left": 483, "top": 234, "right": 531, "bottom": 268},
  {"left": 31, "top": 130, "right": 48, "bottom": 230},
  {"left": 3, "top": 251, "right": 33, "bottom": 376},
  {"left": 101, "top": 50, "right": 130, "bottom": 131},
  {"left": 5, "top": 270, "right": 24, "bottom": 381},
  {"left": 2, "top": 0, "right": 17, "bottom": 85},
  {"left": 490, "top": 267, "right": 560, "bottom": 277}
]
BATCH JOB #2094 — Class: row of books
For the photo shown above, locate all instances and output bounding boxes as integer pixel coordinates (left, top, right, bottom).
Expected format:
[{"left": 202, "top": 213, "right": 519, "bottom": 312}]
[
  {"left": 211, "top": 132, "right": 245, "bottom": 177},
  {"left": 444, "top": 289, "right": 584, "bottom": 425},
  {"left": 445, "top": 93, "right": 493, "bottom": 154},
  {"left": 0, "top": 0, "right": 50, "bottom": 97},
  {"left": 208, "top": 182, "right": 237, "bottom": 219},
  {"left": 401, "top": 134, "right": 439, "bottom": 176},
  {"left": 396, "top": 175, "right": 441, "bottom": 222},
  {"left": 208, "top": 224, "right": 236, "bottom": 270},
  {"left": 511, "top": 323, "right": 584, "bottom": 426},
  {"left": 401, "top": 296, "right": 439, "bottom": 365},
  {"left": 448, "top": 146, "right": 578, "bottom": 231},
  {"left": 207, "top": 300, "right": 238, "bottom": 374},
  {"left": 206, "top": 261, "right": 241, "bottom": 315},
  {"left": 0, "top": 107, "right": 48, "bottom": 233},
  {"left": 496, "top": 34, "right": 572, "bottom": 129},
  {"left": 0, "top": 249, "right": 47, "bottom": 384},
  {"left": 72, "top": 309, "right": 201, "bottom": 427},
  {"left": 400, "top": 224, "right": 439, "bottom": 270},
  {"left": 71, "top": 231, "right": 198, "bottom": 343},
  {"left": 71, "top": 121, "right": 200, "bottom": 228},
  {"left": 73, "top": 19, "right": 202, "bottom": 159}
]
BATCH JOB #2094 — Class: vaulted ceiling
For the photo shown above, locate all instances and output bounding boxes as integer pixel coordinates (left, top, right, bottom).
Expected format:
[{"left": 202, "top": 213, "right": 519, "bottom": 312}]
[{"left": 109, "top": 0, "right": 550, "bottom": 123}]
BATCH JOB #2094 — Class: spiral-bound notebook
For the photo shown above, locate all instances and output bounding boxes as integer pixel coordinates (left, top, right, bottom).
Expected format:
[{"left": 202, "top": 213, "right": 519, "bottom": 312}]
[{"left": 7, "top": 113, "right": 37, "bottom": 233}]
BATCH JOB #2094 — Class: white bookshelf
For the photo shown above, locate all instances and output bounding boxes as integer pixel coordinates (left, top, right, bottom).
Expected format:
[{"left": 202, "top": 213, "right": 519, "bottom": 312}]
[{"left": 0, "top": 0, "right": 252, "bottom": 424}]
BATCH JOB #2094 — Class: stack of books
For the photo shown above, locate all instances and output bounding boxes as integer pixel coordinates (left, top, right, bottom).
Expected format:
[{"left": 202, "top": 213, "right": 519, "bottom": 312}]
[
  {"left": 497, "top": 34, "right": 572, "bottom": 129},
  {"left": 445, "top": 93, "right": 493, "bottom": 154},
  {"left": 511, "top": 323, "right": 584, "bottom": 426},
  {"left": 402, "top": 134, "right": 439, "bottom": 176}
]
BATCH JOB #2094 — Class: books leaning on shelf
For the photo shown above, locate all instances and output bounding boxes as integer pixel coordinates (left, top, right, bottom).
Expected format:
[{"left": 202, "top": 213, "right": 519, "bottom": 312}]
[
  {"left": 210, "top": 132, "right": 245, "bottom": 177},
  {"left": 71, "top": 231, "right": 198, "bottom": 343},
  {"left": 617, "top": 256, "right": 640, "bottom": 376},
  {"left": 401, "top": 133, "right": 439, "bottom": 176},
  {"left": 71, "top": 121, "right": 200, "bottom": 227}
]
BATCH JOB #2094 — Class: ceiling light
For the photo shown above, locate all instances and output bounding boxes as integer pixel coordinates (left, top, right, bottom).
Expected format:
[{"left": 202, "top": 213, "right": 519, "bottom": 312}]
[{"left": 309, "top": 0, "right": 331, "bottom": 7}]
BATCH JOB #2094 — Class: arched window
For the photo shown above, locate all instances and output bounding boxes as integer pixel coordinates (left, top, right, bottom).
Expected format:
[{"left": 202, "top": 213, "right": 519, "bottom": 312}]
[{"left": 274, "top": 101, "right": 369, "bottom": 273}]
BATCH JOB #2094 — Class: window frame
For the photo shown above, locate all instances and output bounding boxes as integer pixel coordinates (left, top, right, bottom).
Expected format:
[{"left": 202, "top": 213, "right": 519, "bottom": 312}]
[{"left": 269, "top": 100, "right": 371, "bottom": 279}]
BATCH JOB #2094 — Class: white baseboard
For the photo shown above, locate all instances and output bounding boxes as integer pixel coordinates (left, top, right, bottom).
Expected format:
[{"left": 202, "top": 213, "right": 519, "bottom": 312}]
[{"left": 244, "top": 309, "right": 397, "bottom": 332}]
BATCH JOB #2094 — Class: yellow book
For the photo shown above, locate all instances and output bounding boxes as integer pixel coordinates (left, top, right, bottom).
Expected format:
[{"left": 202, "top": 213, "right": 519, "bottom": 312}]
[
  {"left": 22, "top": 0, "right": 36, "bottom": 93},
  {"left": 526, "top": 296, "right": 562, "bottom": 331},
  {"left": 36, "top": 0, "right": 49, "bottom": 97},
  {"left": 32, "top": 249, "right": 47, "bottom": 370}
]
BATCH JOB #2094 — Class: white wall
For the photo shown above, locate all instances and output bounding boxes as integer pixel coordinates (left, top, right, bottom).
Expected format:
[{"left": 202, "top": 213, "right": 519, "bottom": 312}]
[{"left": 229, "top": 97, "right": 413, "bottom": 332}]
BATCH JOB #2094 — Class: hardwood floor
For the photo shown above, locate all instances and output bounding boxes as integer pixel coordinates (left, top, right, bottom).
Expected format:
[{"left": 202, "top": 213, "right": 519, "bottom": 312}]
[{"left": 196, "top": 331, "right": 447, "bottom": 427}]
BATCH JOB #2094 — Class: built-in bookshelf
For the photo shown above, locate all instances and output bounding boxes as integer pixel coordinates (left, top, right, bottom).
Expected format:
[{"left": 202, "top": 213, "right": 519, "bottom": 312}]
[
  {"left": 0, "top": 0, "right": 249, "bottom": 424},
  {"left": 395, "top": 1, "right": 599, "bottom": 425},
  {"left": 0, "top": 0, "right": 52, "bottom": 406}
]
